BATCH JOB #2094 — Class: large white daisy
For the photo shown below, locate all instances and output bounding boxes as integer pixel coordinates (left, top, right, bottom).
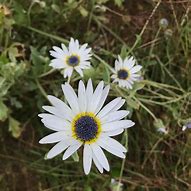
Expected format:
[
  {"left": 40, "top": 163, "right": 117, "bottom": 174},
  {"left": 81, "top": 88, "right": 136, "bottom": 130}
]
[
  {"left": 49, "top": 38, "right": 92, "bottom": 78},
  {"left": 111, "top": 55, "right": 142, "bottom": 89},
  {"left": 39, "top": 79, "right": 135, "bottom": 174}
]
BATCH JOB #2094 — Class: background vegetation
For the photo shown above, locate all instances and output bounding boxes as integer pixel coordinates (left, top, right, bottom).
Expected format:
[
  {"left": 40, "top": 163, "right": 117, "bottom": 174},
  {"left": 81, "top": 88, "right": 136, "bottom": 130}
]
[{"left": 0, "top": 0, "right": 190, "bottom": 190}]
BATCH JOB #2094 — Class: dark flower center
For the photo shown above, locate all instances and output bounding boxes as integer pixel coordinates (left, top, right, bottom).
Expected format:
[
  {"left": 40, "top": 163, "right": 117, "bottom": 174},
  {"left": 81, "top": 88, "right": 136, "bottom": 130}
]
[
  {"left": 74, "top": 116, "right": 98, "bottom": 142},
  {"left": 117, "top": 69, "right": 129, "bottom": 80},
  {"left": 67, "top": 55, "right": 79, "bottom": 66}
]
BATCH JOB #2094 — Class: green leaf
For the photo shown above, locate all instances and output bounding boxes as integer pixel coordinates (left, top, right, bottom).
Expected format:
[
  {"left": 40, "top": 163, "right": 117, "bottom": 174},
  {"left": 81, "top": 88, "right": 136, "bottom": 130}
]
[
  {"left": 51, "top": 4, "right": 61, "bottom": 14},
  {"left": 120, "top": 45, "right": 127, "bottom": 60},
  {"left": 153, "top": 119, "right": 165, "bottom": 129},
  {"left": 8, "top": 117, "right": 22, "bottom": 138},
  {"left": 0, "top": 101, "right": 8, "bottom": 121},
  {"left": 85, "top": 186, "right": 92, "bottom": 191},
  {"left": 129, "top": 82, "right": 145, "bottom": 96},
  {"left": 78, "top": 6, "right": 88, "bottom": 17},
  {"left": 114, "top": 0, "right": 124, "bottom": 7},
  {"left": 102, "top": 66, "right": 110, "bottom": 82},
  {"left": 126, "top": 98, "right": 139, "bottom": 110}
]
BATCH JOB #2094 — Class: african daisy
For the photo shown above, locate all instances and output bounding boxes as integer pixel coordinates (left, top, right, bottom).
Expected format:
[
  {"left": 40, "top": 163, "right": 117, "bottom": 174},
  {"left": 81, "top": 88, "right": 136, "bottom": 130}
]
[
  {"left": 39, "top": 79, "right": 135, "bottom": 174},
  {"left": 111, "top": 55, "right": 142, "bottom": 89},
  {"left": 49, "top": 38, "right": 92, "bottom": 78}
]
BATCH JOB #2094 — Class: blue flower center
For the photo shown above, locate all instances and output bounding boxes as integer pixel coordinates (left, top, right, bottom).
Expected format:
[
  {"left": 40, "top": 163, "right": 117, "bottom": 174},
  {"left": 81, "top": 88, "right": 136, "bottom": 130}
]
[
  {"left": 117, "top": 69, "right": 129, "bottom": 80},
  {"left": 67, "top": 55, "right": 79, "bottom": 66},
  {"left": 75, "top": 116, "right": 98, "bottom": 142}
]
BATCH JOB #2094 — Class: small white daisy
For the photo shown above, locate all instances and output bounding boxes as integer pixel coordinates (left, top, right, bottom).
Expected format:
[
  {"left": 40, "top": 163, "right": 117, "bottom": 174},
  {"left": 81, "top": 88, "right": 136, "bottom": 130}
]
[
  {"left": 111, "top": 55, "right": 142, "bottom": 89},
  {"left": 39, "top": 79, "right": 135, "bottom": 175},
  {"left": 49, "top": 38, "right": 92, "bottom": 78}
]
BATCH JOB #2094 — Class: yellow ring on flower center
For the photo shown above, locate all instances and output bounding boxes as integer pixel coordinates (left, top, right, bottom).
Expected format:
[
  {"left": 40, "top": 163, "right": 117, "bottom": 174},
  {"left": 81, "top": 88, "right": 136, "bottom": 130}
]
[
  {"left": 117, "top": 68, "right": 130, "bottom": 80},
  {"left": 71, "top": 112, "right": 101, "bottom": 144},
  {"left": 66, "top": 54, "right": 80, "bottom": 67}
]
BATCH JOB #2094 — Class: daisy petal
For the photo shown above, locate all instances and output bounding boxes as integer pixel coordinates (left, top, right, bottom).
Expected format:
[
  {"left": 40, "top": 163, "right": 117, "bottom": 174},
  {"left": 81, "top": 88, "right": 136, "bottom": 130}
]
[
  {"left": 102, "top": 110, "right": 129, "bottom": 123},
  {"left": 124, "top": 56, "right": 135, "bottom": 69},
  {"left": 92, "top": 152, "right": 104, "bottom": 173},
  {"left": 62, "top": 142, "right": 82, "bottom": 160},
  {"left": 89, "top": 81, "right": 104, "bottom": 112},
  {"left": 46, "top": 140, "right": 70, "bottom": 159},
  {"left": 78, "top": 80, "right": 87, "bottom": 111},
  {"left": 39, "top": 114, "right": 70, "bottom": 131},
  {"left": 42, "top": 106, "right": 72, "bottom": 121},
  {"left": 47, "top": 95, "right": 73, "bottom": 117},
  {"left": 62, "top": 83, "right": 80, "bottom": 114},
  {"left": 83, "top": 144, "right": 93, "bottom": 175},
  {"left": 130, "top": 65, "right": 142, "bottom": 73},
  {"left": 91, "top": 143, "right": 110, "bottom": 171},
  {"left": 98, "top": 137, "right": 126, "bottom": 158},
  {"left": 97, "top": 97, "right": 123, "bottom": 119},
  {"left": 102, "top": 120, "right": 135, "bottom": 131},
  {"left": 39, "top": 131, "right": 68, "bottom": 144},
  {"left": 86, "top": 79, "right": 93, "bottom": 109},
  {"left": 64, "top": 67, "right": 73, "bottom": 78},
  {"left": 75, "top": 67, "right": 84, "bottom": 77},
  {"left": 100, "top": 135, "right": 127, "bottom": 152},
  {"left": 94, "top": 85, "right": 110, "bottom": 114},
  {"left": 103, "top": 128, "right": 124, "bottom": 136}
]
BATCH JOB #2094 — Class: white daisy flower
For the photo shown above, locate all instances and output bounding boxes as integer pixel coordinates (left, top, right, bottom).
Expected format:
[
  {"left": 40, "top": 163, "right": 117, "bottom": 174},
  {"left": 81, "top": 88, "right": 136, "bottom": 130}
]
[
  {"left": 39, "top": 79, "right": 135, "bottom": 175},
  {"left": 111, "top": 55, "right": 142, "bottom": 89},
  {"left": 49, "top": 38, "right": 92, "bottom": 78}
]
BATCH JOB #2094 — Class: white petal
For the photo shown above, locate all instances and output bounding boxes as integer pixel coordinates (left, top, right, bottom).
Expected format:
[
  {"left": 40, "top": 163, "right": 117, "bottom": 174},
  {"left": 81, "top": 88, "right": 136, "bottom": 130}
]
[
  {"left": 130, "top": 65, "right": 142, "bottom": 73},
  {"left": 94, "top": 85, "right": 110, "bottom": 114},
  {"left": 52, "top": 46, "right": 65, "bottom": 55},
  {"left": 42, "top": 106, "right": 72, "bottom": 121},
  {"left": 100, "top": 135, "right": 127, "bottom": 152},
  {"left": 75, "top": 67, "right": 83, "bottom": 77},
  {"left": 89, "top": 81, "right": 104, "bottom": 112},
  {"left": 103, "top": 128, "right": 124, "bottom": 136},
  {"left": 92, "top": 152, "right": 103, "bottom": 173},
  {"left": 114, "top": 60, "right": 120, "bottom": 70},
  {"left": 124, "top": 80, "right": 133, "bottom": 89},
  {"left": 97, "top": 97, "right": 122, "bottom": 119},
  {"left": 125, "top": 56, "right": 136, "bottom": 69},
  {"left": 47, "top": 95, "right": 74, "bottom": 118},
  {"left": 86, "top": 79, "right": 93, "bottom": 110},
  {"left": 83, "top": 144, "right": 92, "bottom": 175},
  {"left": 62, "top": 83, "right": 80, "bottom": 114},
  {"left": 61, "top": 43, "right": 69, "bottom": 54},
  {"left": 39, "top": 131, "right": 68, "bottom": 144},
  {"left": 46, "top": 140, "right": 70, "bottom": 159},
  {"left": 62, "top": 142, "right": 82, "bottom": 160},
  {"left": 49, "top": 50, "right": 63, "bottom": 59},
  {"left": 69, "top": 38, "right": 75, "bottom": 52},
  {"left": 78, "top": 80, "right": 87, "bottom": 111},
  {"left": 111, "top": 74, "right": 117, "bottom": 79},
  {"left": 182, "top": 125, "right": 187, "bottom": 131},
  {"left": 50, "top": 59, "right": 65, "bottom": 69},
  {"left": 64, "top": 67, "right": 73, "bottom": 78},
  {"left": 98, "top": 137, "right": 126, "bottom": 158},
  {"left": 112, "top": 99, "right": 125, "bottom": 111},
  {"left": 101, "top": 110, "right": 129, "bottom": 123},
  {"left": 39, "top": 114, "right": 70, "bottom": 131},
  {"left": 91, "top": 143, "right": 110, "bottom": 171},
  {"left": 117, "top": 55, "right": 123, "bottom": 67},
  {"left": 102, "top": 120, "right": 135, "bottom": 131}
]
